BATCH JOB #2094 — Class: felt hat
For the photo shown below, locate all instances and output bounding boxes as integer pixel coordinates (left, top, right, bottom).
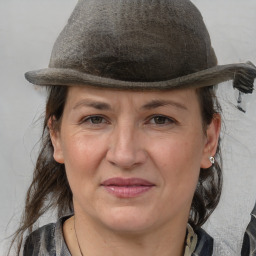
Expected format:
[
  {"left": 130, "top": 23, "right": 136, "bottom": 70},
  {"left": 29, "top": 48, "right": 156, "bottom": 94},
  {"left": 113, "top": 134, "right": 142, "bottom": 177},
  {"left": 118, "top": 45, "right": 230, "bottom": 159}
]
[{"left": 25, "top": 0, "right": 256, "bottom": 93}]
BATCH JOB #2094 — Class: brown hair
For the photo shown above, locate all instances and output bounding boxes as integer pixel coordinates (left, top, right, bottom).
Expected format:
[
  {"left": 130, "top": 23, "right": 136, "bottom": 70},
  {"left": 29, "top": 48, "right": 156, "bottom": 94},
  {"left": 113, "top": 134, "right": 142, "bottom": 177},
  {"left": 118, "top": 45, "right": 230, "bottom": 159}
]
[{"left": 10, "top": 84, "right": 222, "bottom": 254}]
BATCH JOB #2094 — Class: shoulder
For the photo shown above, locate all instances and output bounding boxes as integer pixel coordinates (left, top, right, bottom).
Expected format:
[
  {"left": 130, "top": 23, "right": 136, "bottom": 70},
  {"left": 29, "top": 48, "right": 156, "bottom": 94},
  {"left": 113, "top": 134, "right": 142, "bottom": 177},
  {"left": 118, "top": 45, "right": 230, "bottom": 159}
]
[
  {"left": 23, "top": 215, "right": 72, "bottom": 256},
  {"left": 23, "top": 222, "right": 57, "bottom": 256},
  {"left": 241, "top": 202, "right": 256, "bottom": 256},
  {"left": 193, "top": 227, "right": 213, "bottom": 256}
]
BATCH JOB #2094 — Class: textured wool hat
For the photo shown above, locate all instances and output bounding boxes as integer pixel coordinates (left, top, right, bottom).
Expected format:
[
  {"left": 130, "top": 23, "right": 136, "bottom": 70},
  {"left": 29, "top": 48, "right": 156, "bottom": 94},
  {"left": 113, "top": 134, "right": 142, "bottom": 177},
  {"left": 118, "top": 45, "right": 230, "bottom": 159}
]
[{"left": 25, "top": 0, "right": 256, "bottom": 93}]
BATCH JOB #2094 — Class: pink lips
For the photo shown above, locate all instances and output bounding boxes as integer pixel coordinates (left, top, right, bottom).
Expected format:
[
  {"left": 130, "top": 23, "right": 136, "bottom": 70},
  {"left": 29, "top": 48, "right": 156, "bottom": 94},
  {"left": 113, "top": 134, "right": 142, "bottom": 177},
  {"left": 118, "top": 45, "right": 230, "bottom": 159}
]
[{"left": 101, "top": 178, "right": 155, "bottom": 198}]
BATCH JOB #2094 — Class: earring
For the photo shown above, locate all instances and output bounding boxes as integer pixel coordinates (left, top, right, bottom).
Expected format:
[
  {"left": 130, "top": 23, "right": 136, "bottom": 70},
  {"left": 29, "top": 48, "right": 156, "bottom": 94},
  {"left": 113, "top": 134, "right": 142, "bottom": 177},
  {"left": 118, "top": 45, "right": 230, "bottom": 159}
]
[{"left": 209, "top": 156, "right": 215, "bottom": 165}]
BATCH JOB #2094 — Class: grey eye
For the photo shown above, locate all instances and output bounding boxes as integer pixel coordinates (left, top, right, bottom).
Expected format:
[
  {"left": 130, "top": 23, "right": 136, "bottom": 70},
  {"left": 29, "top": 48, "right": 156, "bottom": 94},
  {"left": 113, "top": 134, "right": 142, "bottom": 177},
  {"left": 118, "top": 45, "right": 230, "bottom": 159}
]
[
  {"left": 90, "top": 116, "right": 104, "bottom": 124},
  {"left": 153, "top": 116, "right": 169, "bottom": 124}
]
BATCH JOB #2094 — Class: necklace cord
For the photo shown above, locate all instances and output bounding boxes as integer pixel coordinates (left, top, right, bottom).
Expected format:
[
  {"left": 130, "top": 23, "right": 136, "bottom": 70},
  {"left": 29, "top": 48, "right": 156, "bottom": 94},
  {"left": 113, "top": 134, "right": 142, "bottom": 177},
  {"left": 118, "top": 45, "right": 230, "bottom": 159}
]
[{"left": 74, "top": 217, "right": 84, "bottom": 256}]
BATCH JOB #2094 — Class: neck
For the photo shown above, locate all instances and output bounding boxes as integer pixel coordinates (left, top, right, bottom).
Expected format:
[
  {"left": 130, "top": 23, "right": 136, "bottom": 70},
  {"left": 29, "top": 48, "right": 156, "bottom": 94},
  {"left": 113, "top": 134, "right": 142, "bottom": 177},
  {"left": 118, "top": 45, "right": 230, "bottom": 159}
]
[{"left": 64, "top": 213, "right": 187, "bottom": 256}]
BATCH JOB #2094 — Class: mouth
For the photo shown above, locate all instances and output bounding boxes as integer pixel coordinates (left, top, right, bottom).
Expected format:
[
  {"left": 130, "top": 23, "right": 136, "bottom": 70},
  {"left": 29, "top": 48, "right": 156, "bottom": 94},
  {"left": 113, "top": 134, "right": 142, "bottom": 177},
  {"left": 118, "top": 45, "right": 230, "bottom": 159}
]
[{"left": 100, "top": 177, "right": 155, "bottom": 198}]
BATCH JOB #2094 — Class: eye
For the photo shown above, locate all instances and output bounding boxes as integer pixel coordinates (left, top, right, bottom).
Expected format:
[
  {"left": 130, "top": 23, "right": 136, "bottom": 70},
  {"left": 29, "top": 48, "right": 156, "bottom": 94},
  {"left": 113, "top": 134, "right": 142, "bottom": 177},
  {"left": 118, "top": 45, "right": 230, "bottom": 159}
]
[
  {"left": 81, "top": 115, "right": 108, "bottom": 125},
  {"left": 148, "top": 115, "right": 175, "bottom": 125},
  {"left": 89, "top": 116, "right": 104, "bottom": 124}
]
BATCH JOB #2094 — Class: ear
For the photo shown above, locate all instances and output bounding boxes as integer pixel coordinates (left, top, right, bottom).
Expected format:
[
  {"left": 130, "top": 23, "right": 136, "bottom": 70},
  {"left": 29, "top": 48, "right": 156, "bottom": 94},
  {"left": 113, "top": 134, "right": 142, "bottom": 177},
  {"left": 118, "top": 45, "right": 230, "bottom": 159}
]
[
  {"left": 200, "top": 114, "right": 221, "bottom": 169},
  {"left": 48, "top": 117, "right": 64, "bottom": 164}
]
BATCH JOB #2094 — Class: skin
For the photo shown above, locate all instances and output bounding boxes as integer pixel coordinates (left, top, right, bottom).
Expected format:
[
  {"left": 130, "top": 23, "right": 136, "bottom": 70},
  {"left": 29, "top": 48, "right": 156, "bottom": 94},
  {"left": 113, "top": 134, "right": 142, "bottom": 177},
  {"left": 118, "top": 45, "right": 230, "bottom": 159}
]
[{"left": 50, "top": 86, "right": 220, "bottom": 256}]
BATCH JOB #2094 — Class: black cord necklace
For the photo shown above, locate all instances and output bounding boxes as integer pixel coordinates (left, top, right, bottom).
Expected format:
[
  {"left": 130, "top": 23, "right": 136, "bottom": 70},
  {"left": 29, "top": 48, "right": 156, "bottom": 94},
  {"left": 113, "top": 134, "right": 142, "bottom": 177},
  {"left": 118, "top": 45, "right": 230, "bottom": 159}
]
[{"left": 74, "top": 217, "right": 84, "bottom": 256}]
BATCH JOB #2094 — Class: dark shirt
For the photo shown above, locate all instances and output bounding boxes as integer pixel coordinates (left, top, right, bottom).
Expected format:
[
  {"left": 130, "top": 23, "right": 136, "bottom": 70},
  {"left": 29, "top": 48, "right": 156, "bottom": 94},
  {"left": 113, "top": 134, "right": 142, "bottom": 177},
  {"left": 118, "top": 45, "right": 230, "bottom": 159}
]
[
  {"left": 23, "top": 216, "right": 213, "bottom": 256},
  {"left": 241, "top": 202, "right": 256, "bottom": 256}
]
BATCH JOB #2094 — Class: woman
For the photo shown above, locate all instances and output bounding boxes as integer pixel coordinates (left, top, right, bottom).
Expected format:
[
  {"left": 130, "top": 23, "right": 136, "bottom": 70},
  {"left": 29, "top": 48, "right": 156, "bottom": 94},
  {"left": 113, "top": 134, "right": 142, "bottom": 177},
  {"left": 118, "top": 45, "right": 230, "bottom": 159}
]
[{"left": 11, "top": 0, "right": 256, "bottom": 255}]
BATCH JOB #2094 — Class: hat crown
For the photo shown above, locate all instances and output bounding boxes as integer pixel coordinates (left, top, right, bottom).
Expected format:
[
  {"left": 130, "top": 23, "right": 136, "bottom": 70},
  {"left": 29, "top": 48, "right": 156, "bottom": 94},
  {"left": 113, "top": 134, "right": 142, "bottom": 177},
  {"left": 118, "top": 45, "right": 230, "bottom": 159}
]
[{"left": 49, "top": 0, "right": 217, "bottom": 82}]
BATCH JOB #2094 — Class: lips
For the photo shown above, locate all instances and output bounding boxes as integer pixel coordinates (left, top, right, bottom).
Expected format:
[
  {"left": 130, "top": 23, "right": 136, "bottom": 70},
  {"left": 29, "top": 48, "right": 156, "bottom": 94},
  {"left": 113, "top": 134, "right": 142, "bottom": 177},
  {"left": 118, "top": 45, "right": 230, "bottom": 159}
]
[{"left": 101, "top": 178, "right": 155, "bottom": 198}]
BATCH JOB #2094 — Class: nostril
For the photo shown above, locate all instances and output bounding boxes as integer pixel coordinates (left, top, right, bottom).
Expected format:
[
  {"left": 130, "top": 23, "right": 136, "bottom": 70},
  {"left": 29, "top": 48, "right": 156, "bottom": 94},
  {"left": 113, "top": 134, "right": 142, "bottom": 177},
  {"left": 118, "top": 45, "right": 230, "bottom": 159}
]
[
  {"left": 106, "top": 148, "right": 147, "bottom": 170},
  {"left": 108, "top": 159, "right": 138, "bottom": 169}
]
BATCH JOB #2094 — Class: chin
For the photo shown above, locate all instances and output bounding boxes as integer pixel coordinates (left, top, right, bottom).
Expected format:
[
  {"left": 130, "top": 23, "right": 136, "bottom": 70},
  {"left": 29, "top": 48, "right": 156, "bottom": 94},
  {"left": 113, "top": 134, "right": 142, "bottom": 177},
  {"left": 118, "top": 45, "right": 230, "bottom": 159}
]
[{"left": 97, "top": 206, "right": 159, "bottom": 234}]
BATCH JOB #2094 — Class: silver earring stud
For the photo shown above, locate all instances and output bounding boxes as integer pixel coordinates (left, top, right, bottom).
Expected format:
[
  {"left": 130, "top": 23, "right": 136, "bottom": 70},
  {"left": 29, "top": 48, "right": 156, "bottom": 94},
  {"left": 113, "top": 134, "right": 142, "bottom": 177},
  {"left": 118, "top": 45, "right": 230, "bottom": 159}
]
[{"left": 209, "top": 156, "right": 215, "bottom": 164}]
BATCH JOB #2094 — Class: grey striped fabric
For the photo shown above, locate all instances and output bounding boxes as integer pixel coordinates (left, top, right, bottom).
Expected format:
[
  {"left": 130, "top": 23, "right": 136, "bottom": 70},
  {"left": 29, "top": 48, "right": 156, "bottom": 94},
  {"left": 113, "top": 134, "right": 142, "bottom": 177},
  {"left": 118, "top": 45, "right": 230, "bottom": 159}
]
[
  {"left": 241, "top": 202, "right": 256, "bottom": 256},
  {"left": 23, "top": 216, "right": 213, "bottom": 256}
]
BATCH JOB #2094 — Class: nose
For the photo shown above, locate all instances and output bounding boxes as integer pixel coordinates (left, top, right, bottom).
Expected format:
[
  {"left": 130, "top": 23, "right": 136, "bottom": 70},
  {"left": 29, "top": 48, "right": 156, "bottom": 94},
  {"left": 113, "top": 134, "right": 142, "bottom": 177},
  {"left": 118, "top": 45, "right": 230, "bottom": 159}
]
[{"left": 106, "top": 123, "right": 147, "bottom": 169}]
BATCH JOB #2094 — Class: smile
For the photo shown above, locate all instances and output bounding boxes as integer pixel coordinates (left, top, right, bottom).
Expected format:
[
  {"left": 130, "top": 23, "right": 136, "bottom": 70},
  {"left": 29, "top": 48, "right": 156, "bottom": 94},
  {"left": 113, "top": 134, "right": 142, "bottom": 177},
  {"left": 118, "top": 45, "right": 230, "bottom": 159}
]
[{"left": 101, "top": 178, "right": 155, "bottom": 198}]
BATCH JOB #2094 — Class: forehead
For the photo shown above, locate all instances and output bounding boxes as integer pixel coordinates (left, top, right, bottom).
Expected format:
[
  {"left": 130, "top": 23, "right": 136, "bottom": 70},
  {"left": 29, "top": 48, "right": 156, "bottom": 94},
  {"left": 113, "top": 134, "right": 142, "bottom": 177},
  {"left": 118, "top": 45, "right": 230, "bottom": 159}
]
[{"left": 65, "top": 86, "right": 199, "bottom": 109}]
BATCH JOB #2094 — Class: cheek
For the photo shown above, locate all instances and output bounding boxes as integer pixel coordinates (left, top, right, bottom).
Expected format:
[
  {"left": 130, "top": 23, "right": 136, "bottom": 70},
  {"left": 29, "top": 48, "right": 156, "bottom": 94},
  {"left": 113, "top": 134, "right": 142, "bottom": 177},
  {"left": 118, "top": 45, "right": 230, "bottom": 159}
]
[
  {"left": 152, "top": 132, "right": 203, "bottom": 170},
  {"left": 60, "top": 134, "right": 106, "bottom": 189},
  {"left": 149, "top": 131, "right": 204, "bottom": 199}
]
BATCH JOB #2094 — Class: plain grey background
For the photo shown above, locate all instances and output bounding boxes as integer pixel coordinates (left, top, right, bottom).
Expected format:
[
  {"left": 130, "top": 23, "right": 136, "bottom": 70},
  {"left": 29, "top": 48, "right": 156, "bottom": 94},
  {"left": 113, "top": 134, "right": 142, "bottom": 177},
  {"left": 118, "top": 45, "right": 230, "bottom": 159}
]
[{"left": 1, "top": 0, "right": 256, "bottom": 255}]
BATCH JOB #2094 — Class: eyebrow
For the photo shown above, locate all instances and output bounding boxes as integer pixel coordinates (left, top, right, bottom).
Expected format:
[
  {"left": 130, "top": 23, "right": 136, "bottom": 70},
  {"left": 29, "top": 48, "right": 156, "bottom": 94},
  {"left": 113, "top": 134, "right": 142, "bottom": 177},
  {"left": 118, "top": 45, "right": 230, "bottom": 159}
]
[
  {"left": 72, "top": 99, "right": 111, "bottom": 110},
  {"left": 141, "top": 99, "right": 188, "bottom": 111},
  {"left": 72, "top": 99, "right": 188, "bottom": 111}
]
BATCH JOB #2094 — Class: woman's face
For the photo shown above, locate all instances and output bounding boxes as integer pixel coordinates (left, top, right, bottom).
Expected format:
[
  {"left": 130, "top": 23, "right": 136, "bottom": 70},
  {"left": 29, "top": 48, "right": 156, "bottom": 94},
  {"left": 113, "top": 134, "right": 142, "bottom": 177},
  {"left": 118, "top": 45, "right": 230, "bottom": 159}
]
[{"left": 51, "top": 86, "right": 220, "bottom": 234}]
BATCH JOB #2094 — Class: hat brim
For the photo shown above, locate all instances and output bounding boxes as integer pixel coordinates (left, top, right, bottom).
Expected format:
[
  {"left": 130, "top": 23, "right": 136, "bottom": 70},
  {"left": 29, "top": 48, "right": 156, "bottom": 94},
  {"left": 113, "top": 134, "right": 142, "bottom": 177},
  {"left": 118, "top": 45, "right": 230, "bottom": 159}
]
[{"left": 25, "top": 62, "right": 256, "bottom": 93}]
